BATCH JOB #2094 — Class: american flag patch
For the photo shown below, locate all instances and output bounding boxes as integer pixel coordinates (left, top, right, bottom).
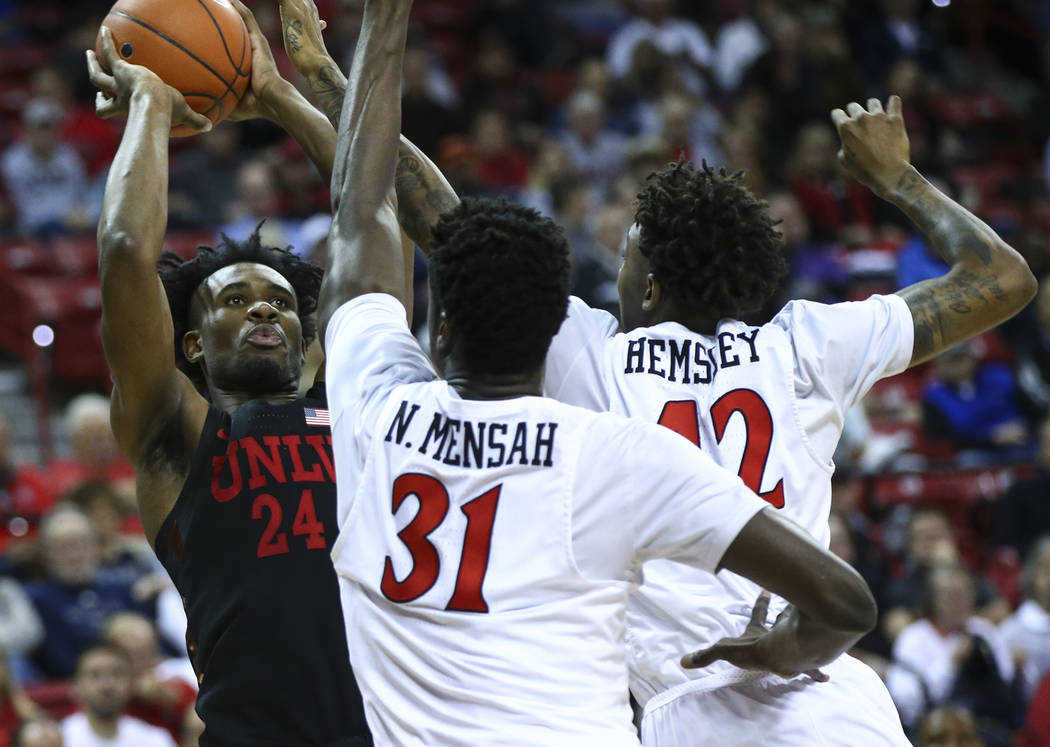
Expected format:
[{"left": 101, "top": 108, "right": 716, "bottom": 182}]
[{"left": 304, "top": 407, "right": 330, "bottom": 427}]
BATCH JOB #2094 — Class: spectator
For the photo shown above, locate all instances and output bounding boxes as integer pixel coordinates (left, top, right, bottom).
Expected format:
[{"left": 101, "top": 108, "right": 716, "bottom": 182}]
[
  {"left": 10, "top": 721, "right": 61, "bottom": 747},
  {"left": 101, "top": 614, "right": 195, "bottom": 744},
  {"left": 401, "top": 43, "right": 462, "bottom": 157},
  {"left": 460, "top": 32, "right": 543, "bottom": 128},
  {"left": 884, "top": 507, "right": 1008, "bottom": 642},
  {"left": 765, "top": 190, "right": 848, "bottom": 306},
  {"left": 712, "top": 0, "right": 773, "bottom": 93},
  {"left": 62, "top": 645, "right": 176, "bottom": 747},
  {"left": 1000, "top": 538, "right": 1050, "bottom": 701},
  {"left": 921, "top": 342, "right": 1032, "bottom": 465},
  {"left": 30, "top": 66, "right": 118, "bottom": 179},
  {"left": 0, "top": 414, "right": 55, "bottom": 554},
  {"left": 560, "top": 90, "right": 627, "bottom": 194},
  {"left": 995, "top": 416, "right": 1050, "bottom": 558},
  {"left": 1017, "top": 670, "right": 1050, "bottom": 747},
  {"left": 470, "top": 110, "right": 529, "bottom": 192},
  {"left": 0, "top": 649, "right": 44, "bottom": 747},
  {"left": 168, "top": 123, "right": 243, "bottom": 230},
  {"left": 0, "top": 580, "right": 44, "bottom": 682},
  {"left": 25, "top": 509, "right": 144, "bottom": 679},
  {"left": 650, "top": 92, "right": 722, "bottom": 165},
  {"left": 219, "top": 161, "right": 308, "bottom": 255},
  {"left": 50, "top": 396, "right": 134, "bottom": 499},
  {"left": 65, "top": 483, "right": 153, "bottom": 590},
  {"left": 853, "top": 0, "right": 945, "bottom": 91},
  {"left": 1015, "top": 276, "right": 1050, "bottom": 415},
  {"left": 571, "top": 204, "right": 631, "bottom": 318},
  {"left": 606, "top": 0, "right": 713, "bottom": 94},
  {"left": 0, "top": 98, "right": 91, "bottom": 239},
  {"left": 888, "top": 564, "right": 1015, "bottom": 732},
  {"left": 519, "top": 139, "right": 573, "bottom": 218},
  {"left": 916, "top": 706, "right": 983, "bottom": 747}
]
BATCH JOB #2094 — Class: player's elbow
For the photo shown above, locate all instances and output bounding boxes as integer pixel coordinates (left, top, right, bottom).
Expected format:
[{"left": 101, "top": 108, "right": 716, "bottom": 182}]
[
  {"left": 817, "top": 565, "right": 878, "bottom": 635},
  {"left": 990, "top": 243, "right": 1038, "bottom": 309},
  {"left": 97, "top": 228, "right": 145, "bottom": 273}
]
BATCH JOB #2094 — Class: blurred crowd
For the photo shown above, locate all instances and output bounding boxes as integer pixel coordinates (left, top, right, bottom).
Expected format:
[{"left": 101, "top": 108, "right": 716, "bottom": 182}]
[{"left": 0, "top": 0, "right": 1049, "bottom": 745}]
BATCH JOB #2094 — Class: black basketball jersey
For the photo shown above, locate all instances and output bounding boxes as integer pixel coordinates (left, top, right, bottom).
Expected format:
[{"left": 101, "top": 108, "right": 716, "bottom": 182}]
[{"left": 154, "top": 384, "right": 371, "bottom": 747}]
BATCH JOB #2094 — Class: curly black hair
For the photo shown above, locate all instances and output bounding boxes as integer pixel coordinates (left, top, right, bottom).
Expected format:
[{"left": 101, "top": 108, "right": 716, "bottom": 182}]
[
  {"left": 429, "top": 197, "right": 571, "bottom": 375},
  {"left": 635, "top": 161, "right": 787, "bottom": 318},
  {"left": 157, "top": 226, "right": 324, "bottom": 389}
]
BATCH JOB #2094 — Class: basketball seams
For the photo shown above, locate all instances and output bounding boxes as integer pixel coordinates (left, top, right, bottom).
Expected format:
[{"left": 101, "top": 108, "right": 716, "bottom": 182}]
[
  {"left": 106, "top": 9, "right": 245, "bottom": 115},
  {"left": 193, "top": 0, "right": 250, "bottom": 77}
]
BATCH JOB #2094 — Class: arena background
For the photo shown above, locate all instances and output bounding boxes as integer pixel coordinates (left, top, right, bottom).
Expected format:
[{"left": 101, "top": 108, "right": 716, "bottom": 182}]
[{"left": 0, "top": 0, "right": 1047, "bottom": 744}]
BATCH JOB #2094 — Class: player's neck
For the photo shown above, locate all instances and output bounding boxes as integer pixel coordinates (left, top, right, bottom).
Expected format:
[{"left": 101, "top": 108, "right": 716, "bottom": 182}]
[
  {"left": 208, "top": 382, "right": 301, "bottom": 413},
  {"left": 646, "top": 305, "right": 721, "bottom": 336},
  {"left": 443, "top": 364, "right": 544, "bottom": 401}
]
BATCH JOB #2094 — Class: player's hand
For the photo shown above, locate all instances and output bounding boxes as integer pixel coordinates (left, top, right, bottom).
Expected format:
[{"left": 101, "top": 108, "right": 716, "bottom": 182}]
[
  {"left": 227, "top": 0, "right": 290, "bottom": 122},
  {"left": 680, "top": 593, "right": 830, "bottom": 682},
  {"left": 87, "top": 27, "right": 212, "bottom": 133},
  {"left": 279, "top": 0, "right": 332, "bottom": 77},
  {"left": 830, "top": 96, "right": 910, "bottom": 199}
]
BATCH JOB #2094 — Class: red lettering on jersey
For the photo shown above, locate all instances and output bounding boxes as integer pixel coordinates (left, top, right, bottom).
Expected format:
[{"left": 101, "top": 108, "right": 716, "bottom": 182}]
[
  {"left": 282, "top": 435, "right": 324, "bottom": 481},
  {"left": 241, "top": 436, "right": 288, "bottom": 489},
  {"left": 305, "top": 435, "right": 336, "bottom": 482},
  {"left": 381, "top": 474, "right": 448, "bottom": 603},
  {"left": 711, "top": 389, "right": 785, "bottom": 508},
  {"left": 211, "top": 441, "right": 242, "bottom": 503}
]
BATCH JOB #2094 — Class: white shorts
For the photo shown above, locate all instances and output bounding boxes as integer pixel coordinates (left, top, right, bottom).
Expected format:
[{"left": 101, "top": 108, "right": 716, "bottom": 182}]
[{"left": 639, "top": 655, "right": 909, "bottom": 747}]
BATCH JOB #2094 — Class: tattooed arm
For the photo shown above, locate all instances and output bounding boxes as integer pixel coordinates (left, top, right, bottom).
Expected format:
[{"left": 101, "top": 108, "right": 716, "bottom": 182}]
[
  {"left": 832, "top": 96, "right": 1037, "bottom": 366},
  {"left": 279, "top": 0, "right": 459, "bottom": 253}
]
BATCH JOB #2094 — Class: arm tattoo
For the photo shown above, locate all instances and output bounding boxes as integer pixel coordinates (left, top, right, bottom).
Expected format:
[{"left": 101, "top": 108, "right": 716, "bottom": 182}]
[
  {"left": 285, "top": 19, "right": 304, "bottom": 53},
  {"left": 307, "top": 63, "right": 347, "bottom": 130},
  {"left": 893, "top": 170, "right": 994, "bottom": 267},
  {"left": 395, "top": 147, "right": 460, "bottom": 252}
]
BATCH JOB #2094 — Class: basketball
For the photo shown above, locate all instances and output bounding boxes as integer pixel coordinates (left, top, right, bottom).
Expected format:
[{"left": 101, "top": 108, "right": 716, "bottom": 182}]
[{"left": 96, "top": 0, "right": 252, "bottom": 137}]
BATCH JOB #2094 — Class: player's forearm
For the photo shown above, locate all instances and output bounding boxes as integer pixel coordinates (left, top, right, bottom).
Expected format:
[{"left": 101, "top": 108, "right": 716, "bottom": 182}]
[
  {"left": 889, "top": 166, "right": 1037, "bottom": 363},
  {"left": 97, "top": 87, "right": 171, "bottom": 261},
  {"left": 395, "top": 136, "right": 459, "bottom": 253},
  {"left": 300, "top": 58, "right": 348, "bottom": 131},
  {"left": 759, "top": 606, "right": 869, "bottom": 674},
  {"left": 262, "top": 79, "right": 337, "bottom": 184}
]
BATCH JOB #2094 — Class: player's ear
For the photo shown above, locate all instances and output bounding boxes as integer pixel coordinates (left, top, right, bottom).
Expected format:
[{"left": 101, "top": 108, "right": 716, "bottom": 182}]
[
  {"left": 434, "top": 311, "right": 453, "bottom": 359},
  {"left": 183, "top": 330, "right": 204, "bottom": 364},
  {"left": 642, "top": 273, "right": 660, "bottom": 311}
]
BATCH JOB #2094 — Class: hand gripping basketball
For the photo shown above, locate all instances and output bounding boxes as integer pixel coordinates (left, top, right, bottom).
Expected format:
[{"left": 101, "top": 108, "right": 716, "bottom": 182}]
[{"left": 87, "top": 27, "right": 212, "bottom": 134}]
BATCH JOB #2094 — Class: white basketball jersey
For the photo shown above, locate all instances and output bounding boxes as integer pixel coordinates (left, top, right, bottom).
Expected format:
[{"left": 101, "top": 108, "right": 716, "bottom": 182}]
[
  {"left": 325, "top": 294, "right": 769, "bottom": 746},
  {"left": 545, "top": 294, "right": 913, "bottom": 705}
]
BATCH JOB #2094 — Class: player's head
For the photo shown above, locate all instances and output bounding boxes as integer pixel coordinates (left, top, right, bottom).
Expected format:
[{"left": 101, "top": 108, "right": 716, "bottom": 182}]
[
  {"left": 619, "top": 161, "right": 787, "bottom": 331},
  {"left": 427, "top": 197, "right": 571, "bottom": 377},
  {"left": 159, "top": 227, "right": 324, "bottom": 398},
  {"left": 74, "top": 643, "right": 133, "bottom": 721}
]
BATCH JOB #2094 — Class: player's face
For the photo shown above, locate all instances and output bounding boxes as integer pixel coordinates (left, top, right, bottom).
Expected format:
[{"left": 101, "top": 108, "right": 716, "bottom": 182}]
[
  {"left": 186, "top": 263, "right": 306, "bottom": 395},
  {"left": 617, "top": 223, "right": 651, "bottom": 331}
]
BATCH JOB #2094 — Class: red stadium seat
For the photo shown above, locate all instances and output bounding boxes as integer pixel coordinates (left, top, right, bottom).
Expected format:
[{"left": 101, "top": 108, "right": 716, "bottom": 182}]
[{"left": 24, "top": 680, "right": 76, "bottom": 721}]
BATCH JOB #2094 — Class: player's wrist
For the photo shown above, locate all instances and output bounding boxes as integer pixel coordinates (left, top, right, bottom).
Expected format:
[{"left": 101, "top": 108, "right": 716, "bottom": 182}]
[{"left": 878, "top": 163, "right": 919, "bottom": 202}]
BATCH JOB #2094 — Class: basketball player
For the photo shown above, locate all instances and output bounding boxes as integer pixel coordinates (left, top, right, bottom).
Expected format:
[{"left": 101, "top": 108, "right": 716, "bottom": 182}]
[
  {"left": 536, "top": 101, "right": 1038, "bottom": 744},
  {"left": 321, "top": 0, "right": 881, "bottom": 742},
  {"left": 84, "top": 5, "right": 375, "bottom": 744}
]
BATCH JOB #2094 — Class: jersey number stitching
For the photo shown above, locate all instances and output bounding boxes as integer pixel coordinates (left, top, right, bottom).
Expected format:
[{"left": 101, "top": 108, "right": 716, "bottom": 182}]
[
  {"left": 658, "top": 390, "right": 786, "bottom": 508},
  {"left": 381, "top": 473, "right": 502, "bottom": 613},
  {"left": 252, "top": 489, "right": 328, "bottom": 558}
]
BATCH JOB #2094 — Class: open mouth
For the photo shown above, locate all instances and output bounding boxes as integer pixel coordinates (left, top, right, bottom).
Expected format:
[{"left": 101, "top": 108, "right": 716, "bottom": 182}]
[{"left": 246, "top": 325, "right": 284, "bottom": 348}]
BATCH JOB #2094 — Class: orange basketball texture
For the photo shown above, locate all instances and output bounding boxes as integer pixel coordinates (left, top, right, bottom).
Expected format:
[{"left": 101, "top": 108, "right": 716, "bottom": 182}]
[{"left": 96, "top": 0, "right": 252, "bottom": 137}]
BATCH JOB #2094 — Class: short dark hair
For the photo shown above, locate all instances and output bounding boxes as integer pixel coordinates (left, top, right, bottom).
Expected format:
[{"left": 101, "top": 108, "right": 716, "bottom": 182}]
[
  {"left": 635, "top": 161, "right": 787, "bottom": 318},
  {"left": 429, "top": 198, "right": 571, "bottom": 374},
  {"left": 158, "top": 227, "right": 324, "bottom": 389},
  {"left": 75, "top": 642, "right": 131, "bottom": 675}
]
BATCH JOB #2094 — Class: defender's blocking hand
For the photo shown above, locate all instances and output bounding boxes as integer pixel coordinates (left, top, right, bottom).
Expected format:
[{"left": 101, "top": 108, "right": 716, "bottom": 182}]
[
  {"left": 279, "top": 0, "right": 332, "bottom": 76},
  {"left": 830, "top": 96, "right": 910, "bottom": 199}
]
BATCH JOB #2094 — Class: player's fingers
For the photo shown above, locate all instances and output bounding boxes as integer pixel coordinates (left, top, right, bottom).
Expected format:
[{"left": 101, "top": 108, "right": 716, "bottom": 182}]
[
  {"left": 98, "top": 26, "right": 121, "bottom": 69},
  {"left": 85, "top": 51, "right": 116, "bottom": 93},
  {"left": 176, "top": 103, "right": 213, "bottom": 133},
  {"left": 320, "top": 19, "right": 327, "bottom": 30},
  {"left": 846, "top": 101, "right": 865, "bottom": 118},
  {"left": 749, "top": 591, "right": 771, "bottom": 627},
  {"left": 887, "top": 94, "right": 903, "bottom": 117},
  {"left": 229, "top": 0, "right": 262, "bottom": 34},
  {"left": 805, "top": 668, "right": 830, "bottom": 683},
  {"left": 94, "top": 92, "right": 120, "bottom": 119},
  {"left": 866, "top": 98, "right": 883, "bottom": 115},
  {"left": 830, "top": 108, "right": 848, "bottom": 130}
]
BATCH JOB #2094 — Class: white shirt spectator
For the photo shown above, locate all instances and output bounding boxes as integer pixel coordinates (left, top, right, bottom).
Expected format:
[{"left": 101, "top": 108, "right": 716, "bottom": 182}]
[
  {"left": 606, "top": 16, "right": 712, "bottom": 92},
  {"left": 62, "top": 712, "right": 177, "bottom": 747},
  {"left": 1, "top": 141, "right": 86, "bottom": 234},
  {"left": 713, "top": 16, "right": 767, "bottom": 91},
  {"left": 888, "top": 617, "right": 1015, "bottom": 726},
  {"left": 1000, "top": 599, "right": 1050, "bottom": 699},
  {"left": 0, "top": 578, "right": 43, "bottom": 656}
]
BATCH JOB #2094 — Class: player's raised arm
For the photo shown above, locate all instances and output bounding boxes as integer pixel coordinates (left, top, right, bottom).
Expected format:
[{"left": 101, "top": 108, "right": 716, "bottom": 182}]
[
  {"left": 279, "top": 0, "right": 459, "bottom": 254},
  {"left": 831, "top": 96, "right": 1037, "bottom": 366},
  {"left": 318, "top": 0, "right": 414, "bottom": 329},
  {"left": 88, "top": 29, "right": 211, "bottom": 465}
]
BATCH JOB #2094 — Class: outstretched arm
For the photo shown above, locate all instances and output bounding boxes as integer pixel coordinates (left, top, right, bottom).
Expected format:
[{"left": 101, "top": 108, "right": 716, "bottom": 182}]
[
  {"left": 832, "top": 96, "right": 1038, "bottom": 366},
  {"left": 88, "top": 30, "right": 212, "bottom": 536},
  {"left": 318, "top": 0, "right": 414, "bottom": 330},
  {"left": 279, "top": 0, "right": 459, "bottom": 254}
]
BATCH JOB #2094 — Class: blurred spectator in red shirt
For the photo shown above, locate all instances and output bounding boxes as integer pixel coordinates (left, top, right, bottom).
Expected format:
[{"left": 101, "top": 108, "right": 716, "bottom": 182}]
[
  {"left": 102, "top": 613, "right": 195, "bottom": 744},
  {"left": 50, "top": 395, "right": 134, "bottom": 499},
  {"left": 471, "top": 110, "right": 529, "bottom": 192},
  {"left": 0, "top": 414, "right": 54, "bottom": 553}
]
